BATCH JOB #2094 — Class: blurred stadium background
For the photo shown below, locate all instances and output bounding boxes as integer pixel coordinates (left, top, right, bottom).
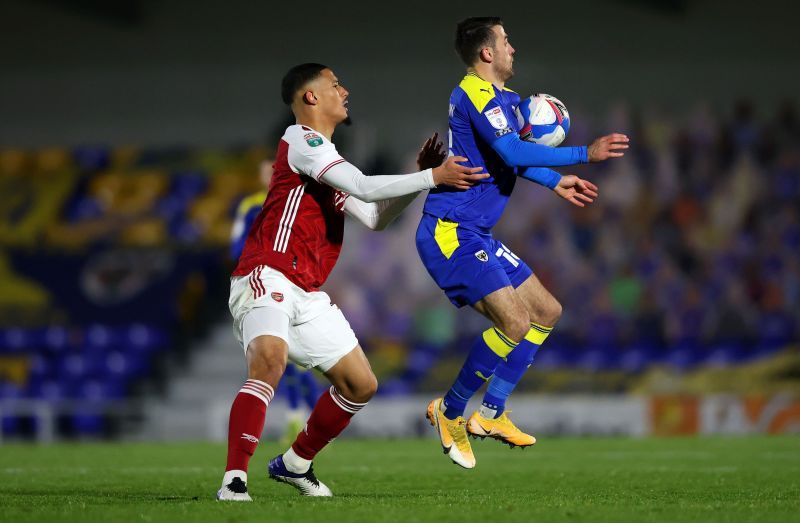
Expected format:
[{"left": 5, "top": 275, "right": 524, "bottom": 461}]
[{"left": 1, "top": 0, "right": 799, "bottom": 445}]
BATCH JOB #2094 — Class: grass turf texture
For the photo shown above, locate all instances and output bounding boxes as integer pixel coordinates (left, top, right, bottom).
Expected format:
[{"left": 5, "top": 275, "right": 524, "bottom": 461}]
[{"left": 1, "top": 436, "right": 798, "bottom": 522}]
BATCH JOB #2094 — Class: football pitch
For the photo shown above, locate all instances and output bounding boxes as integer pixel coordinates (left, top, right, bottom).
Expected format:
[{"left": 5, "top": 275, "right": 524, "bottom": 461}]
[{"left": 1, "top": 436, "right": 797, "bottom": 522}]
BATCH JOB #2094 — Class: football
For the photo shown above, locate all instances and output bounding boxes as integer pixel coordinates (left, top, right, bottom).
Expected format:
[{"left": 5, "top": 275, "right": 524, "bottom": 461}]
[{"left": 515, "top": 93, "right": 571, "bottom": 146}]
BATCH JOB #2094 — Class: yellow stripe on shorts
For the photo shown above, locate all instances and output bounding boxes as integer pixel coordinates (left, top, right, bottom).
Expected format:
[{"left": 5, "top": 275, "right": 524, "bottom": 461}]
[{"left": 434, "top": 218, "right": 460, "bottom": 259}]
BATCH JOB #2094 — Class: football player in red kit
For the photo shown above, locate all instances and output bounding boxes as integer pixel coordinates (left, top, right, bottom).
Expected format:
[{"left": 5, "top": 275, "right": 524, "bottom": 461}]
[{"left": 217, "top": 63, "right": 487, "bottom": 500}]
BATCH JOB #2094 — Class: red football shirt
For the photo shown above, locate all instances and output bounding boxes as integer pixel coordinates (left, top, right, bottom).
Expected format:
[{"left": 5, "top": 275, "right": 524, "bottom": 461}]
[{"left": 232, "top": 125, "right": 350, "bottom": 292}]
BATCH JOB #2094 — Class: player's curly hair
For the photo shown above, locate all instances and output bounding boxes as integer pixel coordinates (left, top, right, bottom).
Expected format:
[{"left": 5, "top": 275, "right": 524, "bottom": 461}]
[
  {"left": 454, "top": 17, "right": 504, "bottom": 66},
  {"left": 281, "top": 63, "right": 328, "bottom": 105}
]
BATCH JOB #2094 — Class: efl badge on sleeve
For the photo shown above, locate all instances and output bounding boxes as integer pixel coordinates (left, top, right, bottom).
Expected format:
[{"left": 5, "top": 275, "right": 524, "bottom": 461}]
[
  {"left": 304, "top": 132, "right": 323, "bottom": 147},
  {"left": 483, "top": 107, "right": 508, "bottom": 130}
]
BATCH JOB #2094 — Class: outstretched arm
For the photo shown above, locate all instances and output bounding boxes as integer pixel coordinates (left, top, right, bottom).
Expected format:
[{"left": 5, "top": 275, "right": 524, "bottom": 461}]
[
  {"left": 344, "top": 133, "right": 447, "bottom": 230},
  {"left": 493, "top": 132, "right": 629, "bottom": 167},
  {"left": 320, "top": 152, "right": 485, "bottom": 202}
]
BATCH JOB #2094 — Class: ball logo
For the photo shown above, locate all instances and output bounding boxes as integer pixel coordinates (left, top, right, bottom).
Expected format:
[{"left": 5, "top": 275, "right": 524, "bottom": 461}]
[
  {"left": 483, "top": 107, "right": 508, "bottom": 130},
  {"left": 271, "top": 292, "right": 284, "bottom": 302},
  {"left": 475, "top": 250, "right": 489, "bottom": 262}
]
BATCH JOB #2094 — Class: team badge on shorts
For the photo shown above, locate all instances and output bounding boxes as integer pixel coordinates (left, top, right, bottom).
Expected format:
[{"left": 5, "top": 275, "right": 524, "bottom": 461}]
[
  {"left": 271, "top": 292, "right": 284, "bottom": 302},
  {"left": 475, "top": 250, "right": 489, "bottom": 262}
]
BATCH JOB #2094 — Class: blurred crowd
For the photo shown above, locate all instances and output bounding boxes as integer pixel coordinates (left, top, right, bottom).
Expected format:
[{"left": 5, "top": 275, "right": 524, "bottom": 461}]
[
  {"left": 327, "top": 100, "right": 800, "bottom": 385},
  {"left": 1, "top": 100, "right": 798, "bottom": 408}
]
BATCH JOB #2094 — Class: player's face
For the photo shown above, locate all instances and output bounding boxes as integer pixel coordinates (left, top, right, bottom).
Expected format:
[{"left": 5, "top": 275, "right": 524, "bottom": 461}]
[
  {"left": 490, "top": 25, "right": 515, "bottom": 81},
  {"left": 312, "top": 68, "right": 350, "bottom": 124}
]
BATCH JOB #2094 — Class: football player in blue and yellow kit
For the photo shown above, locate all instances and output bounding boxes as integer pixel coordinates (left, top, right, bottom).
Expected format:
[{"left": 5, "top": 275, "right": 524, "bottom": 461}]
[
  {"left": 419, "top": 17, "right": 629, "bottom": 468},
  {"left": 230, "top": 160, "right": 321, "bottom": 447}
]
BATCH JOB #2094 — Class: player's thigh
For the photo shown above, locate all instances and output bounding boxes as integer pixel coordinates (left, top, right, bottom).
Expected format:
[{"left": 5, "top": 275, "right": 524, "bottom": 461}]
[
  {"left": 322, "top": 345, "right": 377, "bottom": 403},
  {"left": 416, "top": 215, "right": 515, "bottom": 308},
  {"left": 473, "top": 285, "right": 530, "bottom": 342},
  {"left": 229, "top": 265, "right": 296, "bottom": 353},
  {"left": 289, "top": 296, "right": 359, "bottom": 374},
  {"left": 514, "top": 273, "right": 562, "bottom": 327},
  {"left": 241, "top": 305, "right": 292, "bottom": 380}
]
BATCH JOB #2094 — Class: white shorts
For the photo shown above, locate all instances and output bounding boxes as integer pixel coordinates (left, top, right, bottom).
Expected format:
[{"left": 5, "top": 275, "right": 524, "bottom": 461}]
[{"left": 229, "top": 265, "right": 358, "bottom": 372}]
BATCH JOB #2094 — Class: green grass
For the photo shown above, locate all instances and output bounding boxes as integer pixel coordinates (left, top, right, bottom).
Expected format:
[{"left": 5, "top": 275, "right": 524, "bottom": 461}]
[{"left": 1, "top": 436, "right": 798, "bottom": 522}]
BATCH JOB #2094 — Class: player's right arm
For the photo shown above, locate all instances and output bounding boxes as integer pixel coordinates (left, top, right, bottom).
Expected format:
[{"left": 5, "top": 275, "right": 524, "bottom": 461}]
[
  {"left": 287, "top": 127, "right": 487, "bottom": 202},
  {"left": 470, "top": 99, "right": 628, "bottom": 167}
]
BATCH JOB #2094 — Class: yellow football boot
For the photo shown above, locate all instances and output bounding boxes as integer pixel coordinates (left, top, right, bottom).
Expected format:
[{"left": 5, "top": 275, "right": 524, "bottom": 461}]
[
  {"left": 426, "top": 398, "right": 476, "bottom": 469},
  {"left": 467, "top": 410, "right": 537, "bottom": 448}
]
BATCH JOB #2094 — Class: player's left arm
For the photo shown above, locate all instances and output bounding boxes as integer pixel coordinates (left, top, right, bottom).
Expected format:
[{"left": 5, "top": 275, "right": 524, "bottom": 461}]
[
  {"left": 552, "top": 174, "right": 599, "bottom": 207},
  {"left": 344, "top": 133, "right": 446, "bottom": 230},
  {"left": 518, "top": 167, "right": 598, "bottom": 207}
]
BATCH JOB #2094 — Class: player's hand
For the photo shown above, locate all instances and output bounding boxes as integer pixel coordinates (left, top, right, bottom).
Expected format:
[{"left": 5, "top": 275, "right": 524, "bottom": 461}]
[
  {"left": 587, "top": 133, "right": 629, "bottom": 162},
  {"left": 554, "top": 175, "right": 598, "bottom": 207},
  {"left": 431, "top": 156, "right": 489, "bottom": 190},
  {"left": 417, "top": 132, "right": 447, "bottom": 170}
]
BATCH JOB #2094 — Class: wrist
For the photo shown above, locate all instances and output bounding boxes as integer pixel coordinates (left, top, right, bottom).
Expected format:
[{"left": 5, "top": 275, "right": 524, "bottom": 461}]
[
  {"left": 425, "top": 168, "right": 437, "bottom": 188},
  {"left": 580, "top": 145, "right": 590, "bottom": 163}
]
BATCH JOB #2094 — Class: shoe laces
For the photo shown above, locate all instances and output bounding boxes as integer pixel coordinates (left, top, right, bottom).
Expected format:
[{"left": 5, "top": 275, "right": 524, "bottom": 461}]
[
  {"left": 496, "top": 411, "right": 521, "bottom": 432},
  {"left": 226, "top": 477, "right": 248, "bottom": 494},
  {"left": 449, "top": 417, "right": 471, "bottom": 451},
  {"left": 303, "top": 465, "right": 321, "bottom": 487}
]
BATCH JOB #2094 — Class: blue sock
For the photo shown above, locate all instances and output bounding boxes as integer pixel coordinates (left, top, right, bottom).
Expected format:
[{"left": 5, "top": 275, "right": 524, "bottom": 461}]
[
  {"left": 299, "top": 369, "right": 320, "bottom": 409},
  {"left": 443, "top": 326, "right": 519, "bottom": 420},
  {"left": 481, "top": 322, "right": 552, "bottom": 418},
  {"left": 284, "top": 363, "right": 301, "bottom": 410}
]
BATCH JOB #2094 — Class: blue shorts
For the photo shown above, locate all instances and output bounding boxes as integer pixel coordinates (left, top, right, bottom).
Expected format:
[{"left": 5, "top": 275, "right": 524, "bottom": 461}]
[{"left": 415, "top": 213, "right": 533, "bottom": 308}]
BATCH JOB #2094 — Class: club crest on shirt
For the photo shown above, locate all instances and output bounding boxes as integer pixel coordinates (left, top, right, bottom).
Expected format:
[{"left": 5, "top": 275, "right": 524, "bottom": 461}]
[
  {"left": 483, "top": 107, "right": 508, "bottom": 130},
  {"left": 271, "top": 292, "right": 284, "bottom": 302},
  {"left": 304, "top": 132, "right": 323, "bottom": 147},
  {"left": 475, "top": 250, "right": 489, "bottom": 262}
]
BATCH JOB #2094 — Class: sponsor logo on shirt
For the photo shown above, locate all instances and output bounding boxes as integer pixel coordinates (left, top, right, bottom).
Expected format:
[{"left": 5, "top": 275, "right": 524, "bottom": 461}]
[
  {"left": 495, "top": 127, "right": 514, "bottom": 138},
  {"left": 271, "top": 292, "right": 284, "bottom": 302},
  {"left": 483, "top": 106, "right": 508, "bottom": 130},
  {"left": 304, "top": 132, "right": 323, "bottom": 147}
]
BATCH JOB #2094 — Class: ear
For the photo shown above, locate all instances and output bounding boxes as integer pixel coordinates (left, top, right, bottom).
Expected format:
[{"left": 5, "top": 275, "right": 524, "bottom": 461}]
[
  {"left": 479, "top": 47, "right": 493, "bottom": 64},
  {"left": 302, "top": 91, "right": 317, "bottom": 105}
]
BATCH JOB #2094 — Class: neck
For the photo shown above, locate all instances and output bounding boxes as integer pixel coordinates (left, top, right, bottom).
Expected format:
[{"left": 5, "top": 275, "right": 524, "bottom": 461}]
[
  {"left": 294, "top": 113, "right": 335, "bottom": 140},
  {"left": 469, "top": 64, "right": 504, "bottom": 90}
]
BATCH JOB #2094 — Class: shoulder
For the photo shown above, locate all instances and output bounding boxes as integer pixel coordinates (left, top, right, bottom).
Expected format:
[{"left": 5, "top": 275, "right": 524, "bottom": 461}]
[
  {"left": 503, "top": 87, "right": 521, "bottom": 105},
  {"left": 282, "top": 125, "right": 333, "bottom": 153},
  {"left": 456, "top": 73, "right": 497, "bottom": 113}
]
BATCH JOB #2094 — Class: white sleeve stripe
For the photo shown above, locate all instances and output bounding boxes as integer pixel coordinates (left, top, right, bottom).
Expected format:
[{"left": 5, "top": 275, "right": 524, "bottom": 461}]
[{"left": 316, "top": 158, "right": 346, "bottom": 181}]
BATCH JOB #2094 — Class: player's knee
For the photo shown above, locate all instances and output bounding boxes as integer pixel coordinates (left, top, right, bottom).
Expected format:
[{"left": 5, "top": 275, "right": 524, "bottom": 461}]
[
  {"left": 246, "top": 340, "right": 287, "bottom": 382},
  {"left": 352, "top": 373, "right": 378, "bottom": 403},
  {"left": 503, "top": 313, "right": 531, "bottom": 343},
  {"left": 338, "top": 375, "right": 377, "bottom": 404},
  {"left": 545, "top": 300, "right": 563, "bottom": 326}
]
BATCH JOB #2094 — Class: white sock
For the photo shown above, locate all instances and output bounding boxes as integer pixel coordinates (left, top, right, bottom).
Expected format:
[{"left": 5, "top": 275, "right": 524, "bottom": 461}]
[
  {"left": 283, "top": 447, "right": 311, "bottom": 474},
  {"left": 479, "top": 404, "right": 498, "bottom": 419},
  {"left": 222, "top": 469, "right": 247, "bottom": 487}
]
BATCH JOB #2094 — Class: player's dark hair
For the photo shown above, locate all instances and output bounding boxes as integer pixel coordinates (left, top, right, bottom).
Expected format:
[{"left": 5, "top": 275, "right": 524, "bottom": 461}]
[
  {"left": 454, "top": 17, "right": 504, "bottom": 66},
  {"left": 281, "top": 63, "right": 328, "bottom": 105}
]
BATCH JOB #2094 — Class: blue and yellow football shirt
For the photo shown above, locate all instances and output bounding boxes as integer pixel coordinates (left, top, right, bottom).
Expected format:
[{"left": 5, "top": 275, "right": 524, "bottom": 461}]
[
  {"left": 230, "top": 191, "right": 267, "bottom": 261},
  {"left": 422, "top": 72, "right": 523, "bottom": 232}
]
